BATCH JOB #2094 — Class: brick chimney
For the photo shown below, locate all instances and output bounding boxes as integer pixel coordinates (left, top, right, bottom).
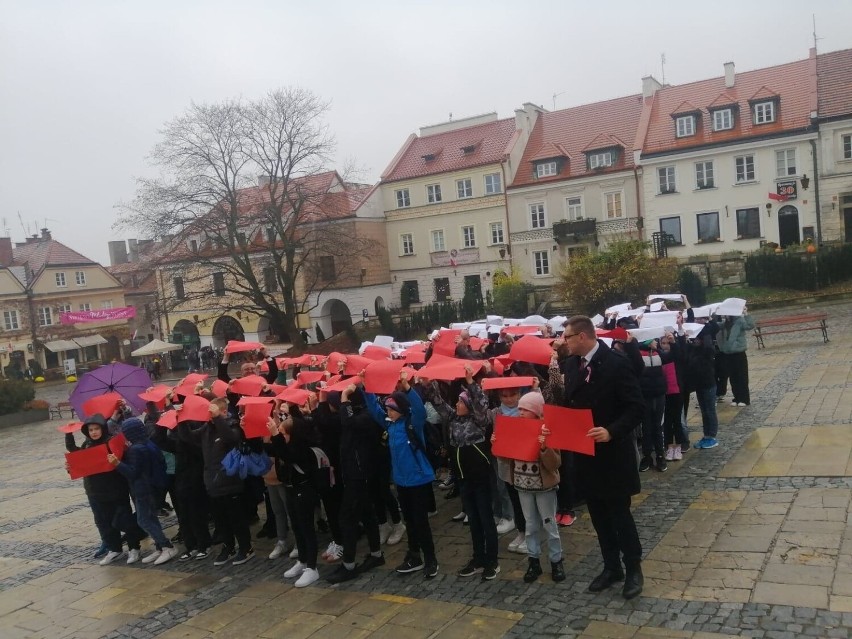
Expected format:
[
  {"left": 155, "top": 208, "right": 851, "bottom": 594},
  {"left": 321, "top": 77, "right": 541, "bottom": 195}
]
[
  {"left": 724, "top": 62, "right": 735, "bottom": 88},
  {"left": 0, "top": 237, "right": 12, "bottom": 267},
  {"left": 40, "top": 228, "right": 52, "bottom": 240},
  {"left": 642, "top": 75, "right": 663, "bottom": 100}
]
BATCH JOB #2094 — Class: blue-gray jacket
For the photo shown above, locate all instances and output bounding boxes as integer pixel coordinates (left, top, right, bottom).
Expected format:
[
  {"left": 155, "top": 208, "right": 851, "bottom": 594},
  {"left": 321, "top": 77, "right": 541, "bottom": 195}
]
[{"left": 716, "top": 315, "right": 756, "bottom": 354}]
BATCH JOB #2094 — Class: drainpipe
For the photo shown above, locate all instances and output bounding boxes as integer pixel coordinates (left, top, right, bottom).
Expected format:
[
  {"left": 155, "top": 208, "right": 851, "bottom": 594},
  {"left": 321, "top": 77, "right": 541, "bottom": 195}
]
[
  {"left": 500, "top": 161, "right": 512, "bottom": 270},
  {"left": 809, "top": 138, "right": 822, "bottom": 245},
  {"left": 633, "top": 166, "right": 644, "bottom": 240}
]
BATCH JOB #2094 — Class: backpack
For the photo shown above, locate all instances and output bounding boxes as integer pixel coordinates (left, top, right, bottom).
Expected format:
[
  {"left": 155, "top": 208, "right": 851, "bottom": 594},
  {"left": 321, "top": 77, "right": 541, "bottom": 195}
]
[
  {"left": 293, "top": 447, "right": 335, "bottom": 492},
  {"left": 145, "top": 441, "right": 168, "bottom": 489}
]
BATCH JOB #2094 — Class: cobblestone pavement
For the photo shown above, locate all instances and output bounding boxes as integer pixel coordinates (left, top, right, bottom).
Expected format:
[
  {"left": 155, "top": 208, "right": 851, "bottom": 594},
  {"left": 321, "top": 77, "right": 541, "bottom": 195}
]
[{"left": 2, "top": 301, "right": 851, "bottom": 638}]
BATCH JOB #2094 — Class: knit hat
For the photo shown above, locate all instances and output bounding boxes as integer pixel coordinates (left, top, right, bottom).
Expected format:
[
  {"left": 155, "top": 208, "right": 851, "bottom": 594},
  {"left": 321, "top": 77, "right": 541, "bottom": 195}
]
[
  {"left": 518, "top": 392, "right": 545, "bottom": 418},
  {"left": 385, "top": 391, "right": 411, "bottom": 416},
  {"left": 457, "top": 391, "right": 472, "bottom": 411},
  {"left": 121, "top": 417, "right": 148, "bottom": 444}
]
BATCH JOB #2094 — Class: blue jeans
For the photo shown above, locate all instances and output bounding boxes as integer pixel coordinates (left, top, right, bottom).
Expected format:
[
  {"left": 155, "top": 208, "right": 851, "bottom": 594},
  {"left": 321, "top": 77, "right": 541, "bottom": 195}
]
[
  {"left": 134, "top": 492, "right": 172, "bottom": 550},
  {"left": 695, "top": 386, "right": 719, "bottom": 439},
  {"left": 460, "top": 476, "right": 498, "bottom": 567},
  {"left": 517, "top": 489, "right": 562, "bottom": 563}
]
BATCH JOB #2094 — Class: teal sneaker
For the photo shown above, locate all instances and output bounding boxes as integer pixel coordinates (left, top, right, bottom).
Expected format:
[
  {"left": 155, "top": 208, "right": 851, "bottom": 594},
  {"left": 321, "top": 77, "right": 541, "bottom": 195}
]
[
  {"left": 693, "top": 438, "right": 708, "bottom": 449},
  {"left": 697, "top": 438, "right": 719, "bottom": 449}
]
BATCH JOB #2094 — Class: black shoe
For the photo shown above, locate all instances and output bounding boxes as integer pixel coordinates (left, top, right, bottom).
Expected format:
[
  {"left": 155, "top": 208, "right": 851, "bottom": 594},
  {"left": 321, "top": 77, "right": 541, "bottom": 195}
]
[
  {"left": 195, "top": 548, "right": 209, "bottom": 560},
  {"left": 481, "top": 564, "right": 500, "bottom": 581},
  {"left": 551, "top": 559, "right": 566, "bottom": 583},
  {"left": 395, "top": 553, "right": 424, "bottom": 574},
  {"left": 357, "top": 553, "right": 385, "bottom": 573},
  {"left": 213, "top": 547, "right": 236, "bottom": 566},
  {"left": 326, "top": 563, "right": 359, "bottom": 584},
  {"left": 656, "top": 457, "right": 668, "bottom": 473},
  {"left": 457, "top": 559, "right": 483, "bottom": 577},
  {"left": 170, "top": 532, "right": 183, "bottom": 543},
  {"left": 93, "top": 543, "right": 108, "bottom": 559},
  {"left": 444, "top": 485, "right": 459, "bottom": 499},
  {"left": 588, "top": 567, "right": 625, "bottom": 592},
  {"left": 424, "top": 557, "right": 439, "bottom": 578},
  {"left": 232, "top": 547, "right": 255, "bottom": 565},
  {"left": 639, "top": 456, "right": 653, "bottom": 472},
  {"left": 523, "top": 558, "right": 542, "bottom": 583},
  {"left": 623, "top": 563, "right": 644, "bottom": 600}
]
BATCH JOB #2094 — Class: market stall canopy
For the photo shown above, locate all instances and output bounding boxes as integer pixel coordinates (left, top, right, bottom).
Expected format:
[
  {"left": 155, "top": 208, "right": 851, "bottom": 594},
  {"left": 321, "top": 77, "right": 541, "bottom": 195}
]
[
  {"left": 131, "top": 339, "right": 184, "bottom": 357},
  {"left": 74, "top": 334, "right": 108, "bottom": 347},
  {"left": 43, "top": 339, "right": 80, "bottom": 353}
]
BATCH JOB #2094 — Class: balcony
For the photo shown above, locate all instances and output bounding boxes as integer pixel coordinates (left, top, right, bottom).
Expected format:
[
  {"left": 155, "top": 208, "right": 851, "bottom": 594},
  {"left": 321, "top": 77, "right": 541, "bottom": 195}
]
[{"left": 553, "top": 218, "right": 597, "bottom": 245}]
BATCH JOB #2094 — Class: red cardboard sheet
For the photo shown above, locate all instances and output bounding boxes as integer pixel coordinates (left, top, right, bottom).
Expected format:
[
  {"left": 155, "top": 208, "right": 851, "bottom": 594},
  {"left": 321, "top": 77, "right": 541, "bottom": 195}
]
[
  {"left": 418, "top": 354, "right": 483, "bottom": 381},
  {"left": 224, "top": 340, "right": 264, "bottom": 354},
  {"left": 229, "top": 375, "right": 267, "bottom": 397},
  {"left": 82, "top": 392, "right": 124, "bottom": 419},
  {"left": 210, "top": 379, "right": 229, "bottom": 398},
  {"left": 276, "top": 387, "right": 312, "bottom": 406},
  {"left": 481, "top": 376, "right": 535, "bottom": 391},
  {"left": 509, "top": 335, "right": 554, "bottom": 366},
  {"left": 65, "top": 434, "right": 126, "bottom": 479},
  {"left": 502, "top": 325, "right": 543, "bottom": 335},
  {"left": 543, "top": 405, "right": 596, "bottom": 456},
  {"left": 182, "top": 373, "right": 209, "bottom": 385},
  {"left": 237, "top": 396, "right": 276, "bottom": 407},
  {"left": 138, "top": 385, "right": 172, "bottom": 405},
  {"left": 431, "top": 330, "right": 461, "bottom": 356},
  {"left": 491, "top": 414, "right": 543, "bottom": 462},
  {"left": 402, "top": 347, "right": 427, "bottom": 364},
  {"left": 157, "top": 410, "right": 179, "bottom": 429},
  {"left": 241, "top": 402, "right": 273, "bottom": 438},
  {"left": 297, "top": 371, "right": 326, "bottom": 384},
  {"left": 363, "top": 360, "right": 405, "bottom": 394},
  {"left": 176, "top": 394, "right": 212, "bottom": 423},
  {"left": 172, "top": 383, "right": 198, "bottom": 399},
  {"left": 342, "top": 354, "right": 373, "bottom": 376},
  {"left": 362, "top": 344, "right": 392, "bottom": 361},
  {"left": 596, "top": 328, "right": 629, "bottom": 341},
  {"left": 325, "top": 352, "right": 347, "bottom": 373},
  {"left": 324, "top": 376, "right": 357, "bottom": 392},
  {"left": 56, "top": 421, "right": 83, "bottom": 434}
]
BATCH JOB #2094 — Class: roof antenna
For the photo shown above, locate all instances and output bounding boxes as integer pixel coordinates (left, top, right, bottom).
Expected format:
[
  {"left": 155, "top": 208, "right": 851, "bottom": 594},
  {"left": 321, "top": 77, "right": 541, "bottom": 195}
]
[
  {"left": 552, "top": 91, "right": 566, "bottom": 110},
  {"left": 661, "top": 53, "right": 666, "bottom": 85},
  {"left": 448, "top": 112, "right": 452, "bottom": 121},
  {"left": 812, "top": 14, "right": 821, "bottom": 51}
]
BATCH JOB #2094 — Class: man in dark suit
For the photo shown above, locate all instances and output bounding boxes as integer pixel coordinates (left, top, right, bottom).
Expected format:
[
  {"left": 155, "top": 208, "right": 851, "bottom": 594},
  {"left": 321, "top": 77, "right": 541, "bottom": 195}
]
[{"left": 557, "top": 315, "right": 645, "bottom": 599}]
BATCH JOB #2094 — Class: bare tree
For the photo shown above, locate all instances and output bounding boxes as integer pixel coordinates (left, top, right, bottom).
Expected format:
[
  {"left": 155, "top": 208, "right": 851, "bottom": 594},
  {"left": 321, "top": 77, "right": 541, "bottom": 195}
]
[{"left": 116, "top": 88, "right": 378, "bottom": 348}]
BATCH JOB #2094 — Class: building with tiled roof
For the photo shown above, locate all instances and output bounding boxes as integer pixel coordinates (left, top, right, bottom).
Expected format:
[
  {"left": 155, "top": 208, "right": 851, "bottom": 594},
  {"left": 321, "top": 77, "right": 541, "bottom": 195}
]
[
  {"left": 636, "top": 51, "right": 819, "bottom": 255},
  {"left": 379, "top": 107, "right": 540, "bottom": 308},
  {"left": 506, "top": 93, "right": 645, "bottom": 287},
  {"left": 814, "top": 48, "right": 852, "bottom": 242},
  {"left": 0, "top": 229, "right": 130, "bottom": 378}
]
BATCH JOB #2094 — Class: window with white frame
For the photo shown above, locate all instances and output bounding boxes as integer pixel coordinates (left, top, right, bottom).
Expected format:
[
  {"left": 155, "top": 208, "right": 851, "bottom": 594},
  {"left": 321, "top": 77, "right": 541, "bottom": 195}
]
[
  {"left": 57, "top": 303, "right": 71, "bottom": 315},
  {"left": 697, "top": 211, "right": 721, "bottom": 242},
  {"left": 536, "top": 161, "right": 557, "bottom": 178},
  {"left": 605, "top": 192, "right": 623, "bottom": 218},
  {"left": 400, "top": 233, "right": 414, "bottom": 256},
  {"left": 735, "top": 155, "right": 756, "bottom": 183},
  {"left": 484, "top": 173, "right": 502, "bottom": 194},
  {"left": 456, "top": 178, "right": 472, "bottom": 199},
  {"left": 775, "top": 149, "right": 797, "bottom": 177},
  {"left": 55, "top": 272, "right": 66, "bottom": 287},
  {"left": 660, "top": 217, "right": 682, "bottom": 245},
  {"left": 79, "top": 303, "right": 91, "bottom": 311},
  {"left": 462, "top": 225, "right": 476, "bottom": 248},
  {"left": 712, "top": 109, "right": 733, "bottom": 131},
  {"left": 695, "top": 161, "right": 715, "bottom": 189},
  {"left": 844, "top": 134, "right": 852, "bottom": 160},
  {"left": 736, "top": 207, "right": 761, "bottom": 239},
  {"left": 676, "top": 115, "right": 696, "bottom": 137},
  {"left": 395, "top": 188, "right": 410, "bottom": 208},
  {"left": 753, "top": 101, "right": 776, "bottom": 124},
  {"left": 565, "top": 196, "right": 583, "bottom": 220},
  {"left": 101, "top": 300, "right": 114, "bottom": 309},
  {"left": 489, "top": 222, "right": 504, "bottom": 245},
  {"left": 37, "top": 307, "right": 53, "bottom": 326},
  {"left": 430, "top": 229, "right": 445, "bottom": 252},
  {"left": 426, "top": 184, "right": 442, "bottom": 203},
  {"left": 532, "top": 250, "right": 550, "bottom": 276},
  {"left": 2, "top": 310, "right": 19, "bottom": 331},
  {"left": 658, "top": 166, "right": 676, "bottom": 193},
  {"left": 75, "top": 271, "right": 86, "bottom": 286},
  {"left": 588, "top": 151, "right": 613, "bottom": 169},
  {"left": 529, "top": 203, "right": 547, "bottom": 229}
]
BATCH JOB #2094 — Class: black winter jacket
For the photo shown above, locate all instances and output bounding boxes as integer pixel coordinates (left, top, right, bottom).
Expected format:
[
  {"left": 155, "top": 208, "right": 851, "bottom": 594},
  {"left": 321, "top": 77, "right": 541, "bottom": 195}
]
[{"left": 176, "top": 415, "right": 244, "bottom": 497}]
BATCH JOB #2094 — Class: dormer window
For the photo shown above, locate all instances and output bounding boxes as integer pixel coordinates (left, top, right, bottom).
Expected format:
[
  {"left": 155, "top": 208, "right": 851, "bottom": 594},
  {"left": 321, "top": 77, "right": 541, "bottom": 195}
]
[
  {"left": 536, "top": 161, "right": 558, "bottom": 178},
  {"left": 712, "top": 109, "right": 733, "bottom": 131},
  {"left": 753, "top": 101, "right": 776, "bottom": 124},
  {"left": 461, "top": 144, "right": 476, "bottom": 155},
  {"left": 422, "top": 153, "right": 436, "bottom": 162},
  {"left": 676, "top": 115, "right": 696, "bottom": 138},
  {"left": 588, "top": 152, "right": 614, "bottom": 170}
]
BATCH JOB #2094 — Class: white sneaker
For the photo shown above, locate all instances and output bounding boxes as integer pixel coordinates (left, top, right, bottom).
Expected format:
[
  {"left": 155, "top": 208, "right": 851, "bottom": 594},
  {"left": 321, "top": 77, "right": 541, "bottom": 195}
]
[
  {"left": 294, "top": 567, "right": 319, "bottom": 588},
  {"left": 379, "top": 522, "right": 392, "bottom": 545},
  {"left": 269, "top": 541, "right": 287, "bottom": 560},
  {"left": 508, "top": 531, "right": 525, "bottom": 553},
  {"left": 387, "top": 522, "right": 406, "bottom": 546},
  {"left": 141, "top": 550, "right": 162, "bottom": 564},
  {"left": 289, "top": 546, "right": 299, "bottom": 559},
  {"left": 321, "top": 541, "right": 335, "bottom": 560},
  {"left": 127, "top": 549, "right": 140, "bottom": 564},
  {"left": 154, "top": 546, "right": 179, "bottom": 565},
  {"left": 517, "top": 539, "right": 528, "bottom": 554},
  {"left": 496, "top": 518, "right": 515, "bottom": 535},
  {"left": 284, "top": 561, "right": 306, "bottom": 579},
  {"left": 665, "top": 446, "right": 676, "bottom": 461},
  {"left": 326, "top": 542, "right": 343, "bottom": 562},
  {"left": 99, "top": 550, "right": 122, "bottom": 566}
]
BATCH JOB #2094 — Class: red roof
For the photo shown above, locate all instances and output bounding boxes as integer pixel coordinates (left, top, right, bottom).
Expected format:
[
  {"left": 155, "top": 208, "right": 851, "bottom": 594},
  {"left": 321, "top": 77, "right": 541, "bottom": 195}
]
[
  {"left": 511, "top": 94, "right": 644, "bottom": 188},
  {"left": 381, "top": 118, "right": 517, "bottom": 183},
  {"left": 707, "top": 92, "right": 738, "bottom": 109},
  {"left": 12, "top": 239, "right": 96, "bottom": 276},
  {"left": 817, "top": 48, "right": 852, "bottom": 119},
  {"left": 639, "top": 55, "right": 815, "bottom": 157}
]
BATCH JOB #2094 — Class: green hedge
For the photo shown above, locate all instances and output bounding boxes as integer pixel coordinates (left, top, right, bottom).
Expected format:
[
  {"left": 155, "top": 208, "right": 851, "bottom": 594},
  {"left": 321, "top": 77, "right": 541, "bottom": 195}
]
[
  {"left": 745, "top": 244, "right": 852, "bottom": 291},
  {"left": 0, "top": 379, "right": 36, "bottom": 416}
]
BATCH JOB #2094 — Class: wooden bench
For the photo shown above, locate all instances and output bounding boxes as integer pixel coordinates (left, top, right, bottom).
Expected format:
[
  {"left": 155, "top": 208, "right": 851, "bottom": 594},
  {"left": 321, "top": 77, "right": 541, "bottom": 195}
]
[
  {"left": 49, "top": 401, "right": 76, "bottom": 420},
  {"left": 753, "top": 312, "right": 828, "bottom": 349}
]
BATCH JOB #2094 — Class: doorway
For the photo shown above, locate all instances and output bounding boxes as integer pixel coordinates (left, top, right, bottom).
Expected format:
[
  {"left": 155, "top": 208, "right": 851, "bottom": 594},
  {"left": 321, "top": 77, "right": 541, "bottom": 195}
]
[
  {"left": 777, "top": 205, "right": 800, "bottom": 248},
  {"left": 843, "top": 195, "right": 852, "bottom": 243}
]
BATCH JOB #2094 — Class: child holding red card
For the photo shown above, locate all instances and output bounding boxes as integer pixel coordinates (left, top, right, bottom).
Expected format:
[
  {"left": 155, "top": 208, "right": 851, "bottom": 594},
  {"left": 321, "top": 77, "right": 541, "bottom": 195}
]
[{"left": 492, "top": 391, "right": 565, "bottom": 583}]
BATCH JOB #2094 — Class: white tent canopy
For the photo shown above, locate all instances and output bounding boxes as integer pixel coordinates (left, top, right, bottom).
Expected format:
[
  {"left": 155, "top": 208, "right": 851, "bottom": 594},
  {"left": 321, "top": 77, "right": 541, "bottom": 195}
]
[{"left": 131, "top": 339, "right": 184, "bottom": 357}]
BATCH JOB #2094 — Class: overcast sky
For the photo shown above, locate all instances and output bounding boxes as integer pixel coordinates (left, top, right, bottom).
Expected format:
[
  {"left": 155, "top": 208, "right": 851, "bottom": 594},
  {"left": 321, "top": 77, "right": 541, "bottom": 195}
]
[{"left": 2, "top": 0, "right": 851, "bottom": 265}]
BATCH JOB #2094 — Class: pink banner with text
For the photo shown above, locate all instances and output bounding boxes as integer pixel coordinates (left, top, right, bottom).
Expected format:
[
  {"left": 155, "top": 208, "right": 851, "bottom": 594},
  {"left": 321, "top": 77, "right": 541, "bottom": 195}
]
[{"left": 60, "top": 307, "right": 136, "bottom": 325}]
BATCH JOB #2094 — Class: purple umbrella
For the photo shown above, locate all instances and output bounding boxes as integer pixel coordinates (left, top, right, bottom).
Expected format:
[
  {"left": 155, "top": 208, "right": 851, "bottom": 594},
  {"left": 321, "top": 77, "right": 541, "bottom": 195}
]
[{"left": 69, "top": 362, "right": 152, "bottom": 418}]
